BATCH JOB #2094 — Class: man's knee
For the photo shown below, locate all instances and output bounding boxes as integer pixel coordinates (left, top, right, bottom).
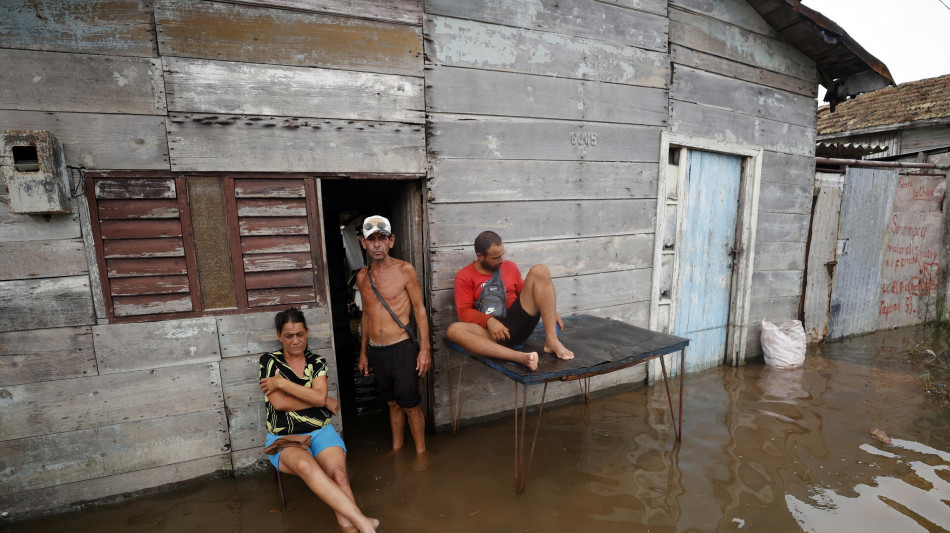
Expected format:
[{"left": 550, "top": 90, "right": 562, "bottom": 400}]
[
  {"left": 388, "top": 400, "right": 401, "bottom": 410},
  {"left": 447, "top": 321, "right": 463, "bottom": 341},
  {"left": 527, "top": 263, "right": 551, "bottom": 280}
]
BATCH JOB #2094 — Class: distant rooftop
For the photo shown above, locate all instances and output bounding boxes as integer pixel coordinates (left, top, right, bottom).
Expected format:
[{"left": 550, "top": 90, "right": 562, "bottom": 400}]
[{"left": 817, "top": 74, "right": 950, "bottom": 136}]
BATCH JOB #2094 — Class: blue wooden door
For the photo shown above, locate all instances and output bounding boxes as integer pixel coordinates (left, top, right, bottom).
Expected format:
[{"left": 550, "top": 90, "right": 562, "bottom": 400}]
[{"left": 674, "top": 151, "right": 742, "bottom": 372}]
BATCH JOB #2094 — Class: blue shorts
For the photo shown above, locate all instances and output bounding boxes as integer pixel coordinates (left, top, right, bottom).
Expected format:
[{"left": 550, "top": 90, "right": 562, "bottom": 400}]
[{"left": 266, "top": 425, "right": 346, "bottom": 471}]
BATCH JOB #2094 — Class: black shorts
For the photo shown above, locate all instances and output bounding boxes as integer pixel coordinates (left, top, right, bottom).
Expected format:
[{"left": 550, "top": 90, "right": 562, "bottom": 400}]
[
  {"left": 367, "top": 338, "right": 421, "bottom": 408},
  {"left": 499, "top": 295, "right": 541, "bottom": 347}
]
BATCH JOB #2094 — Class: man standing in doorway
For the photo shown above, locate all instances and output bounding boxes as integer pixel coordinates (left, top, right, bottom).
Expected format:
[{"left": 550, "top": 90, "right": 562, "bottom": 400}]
[
  {"left": 447, "top": 230, "right": 574, "bottom": 371},
  {"left": 356, "top": 215, "right": 431, "bottom": 454}
]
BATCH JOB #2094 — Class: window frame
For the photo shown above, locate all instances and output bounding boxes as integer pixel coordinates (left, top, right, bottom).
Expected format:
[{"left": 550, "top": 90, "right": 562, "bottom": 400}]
[{"left": 82, "top": 170, "right": 331, "bottom": 323}]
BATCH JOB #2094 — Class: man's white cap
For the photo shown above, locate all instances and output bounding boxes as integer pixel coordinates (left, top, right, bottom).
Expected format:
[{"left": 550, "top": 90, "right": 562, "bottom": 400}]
[{"left": 361, "top": 215, "right": 392, "bottom": 238}]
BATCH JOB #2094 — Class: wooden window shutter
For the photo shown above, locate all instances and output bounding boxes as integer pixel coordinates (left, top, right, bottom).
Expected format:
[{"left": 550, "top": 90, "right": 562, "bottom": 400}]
[
  {"left": 227, "top": 178, "right": 324, "bottom": 308},
  {"left": 88, "top": 178, "right": 196, "bottom": 317}
]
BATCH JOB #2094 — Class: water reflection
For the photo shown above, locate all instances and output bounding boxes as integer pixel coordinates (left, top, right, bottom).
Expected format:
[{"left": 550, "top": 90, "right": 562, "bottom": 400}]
[{"left": 5, "top": 327, "right": 950, "bottom": 532}]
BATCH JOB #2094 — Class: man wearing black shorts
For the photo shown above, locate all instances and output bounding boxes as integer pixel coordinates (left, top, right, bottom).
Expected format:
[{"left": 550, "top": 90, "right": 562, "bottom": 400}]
[
  {"left": 447, "top": 231, "right": 574, "bottom": 371},
  {"left": 356, "top": 215, "right": 431, "bottom": 454}
]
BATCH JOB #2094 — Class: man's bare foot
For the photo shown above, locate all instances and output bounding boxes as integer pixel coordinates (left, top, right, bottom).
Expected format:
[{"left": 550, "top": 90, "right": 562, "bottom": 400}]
[
  {"left": 523, "top": 352, "right": 539, "bottom": 371},
  {"left": 413, "top": 451, "right": 429, "bottom": 471},
  {"left": 544, "top": 340, "right": 574, "bottom": 360}
]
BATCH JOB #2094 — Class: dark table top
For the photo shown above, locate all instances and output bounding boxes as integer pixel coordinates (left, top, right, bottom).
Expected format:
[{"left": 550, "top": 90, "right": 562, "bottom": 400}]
[{"left": 445, "top": 315, "right": 689, "bottom": 385}]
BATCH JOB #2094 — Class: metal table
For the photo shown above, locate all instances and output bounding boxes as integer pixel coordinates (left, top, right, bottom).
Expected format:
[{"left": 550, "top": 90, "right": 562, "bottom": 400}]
[{"left": 445, "top": 314, "right": 689, "bottom": 493}]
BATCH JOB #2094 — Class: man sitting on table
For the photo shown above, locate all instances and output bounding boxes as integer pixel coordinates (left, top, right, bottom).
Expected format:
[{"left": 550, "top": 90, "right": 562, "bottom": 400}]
[{"left": 447, "top": 230, "right": 574, "bottom": 371}]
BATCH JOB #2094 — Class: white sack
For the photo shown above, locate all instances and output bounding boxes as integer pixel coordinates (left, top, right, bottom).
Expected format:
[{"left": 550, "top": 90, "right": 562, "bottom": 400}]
[{"left": 761, "top": 319, "right": 806, "bottom": 369}]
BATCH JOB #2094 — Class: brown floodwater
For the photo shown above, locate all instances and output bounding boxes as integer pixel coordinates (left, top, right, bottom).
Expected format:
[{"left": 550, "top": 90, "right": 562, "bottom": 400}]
[{"left": 6, "top": 325, "right": 950, "bottom": 532}]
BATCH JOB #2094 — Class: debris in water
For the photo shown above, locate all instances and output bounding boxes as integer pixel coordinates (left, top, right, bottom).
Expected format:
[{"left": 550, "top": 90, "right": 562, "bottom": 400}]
[{"left": 871, "top": 428, "right": 891, "bottom": 445}]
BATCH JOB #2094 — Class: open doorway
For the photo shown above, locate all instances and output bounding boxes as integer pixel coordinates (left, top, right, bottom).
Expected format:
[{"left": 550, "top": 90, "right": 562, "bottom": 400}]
[{"left": 320, "top": 178, "right": 427, "bottom": 447}]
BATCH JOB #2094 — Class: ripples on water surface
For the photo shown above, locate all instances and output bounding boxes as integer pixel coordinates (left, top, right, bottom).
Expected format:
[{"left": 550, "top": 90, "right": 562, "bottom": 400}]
[{"left": 6, "top": 326, "right": 950, "bottom": 532}]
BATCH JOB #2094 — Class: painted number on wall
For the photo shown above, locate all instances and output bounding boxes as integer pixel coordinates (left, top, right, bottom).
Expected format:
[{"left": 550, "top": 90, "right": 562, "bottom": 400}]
[{"left": 570, "top": 132, "right": 597, "bottom": 146}]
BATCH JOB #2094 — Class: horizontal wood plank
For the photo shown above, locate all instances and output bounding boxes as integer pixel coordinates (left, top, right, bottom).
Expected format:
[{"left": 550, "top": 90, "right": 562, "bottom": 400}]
[
  {"left": 112, "top": 293, "right": 193, "bottom": 317},
  {"left": 670, "top": 100, "right": 815, "bottom": 157},
  {"left": 0, "top": 239, "right": 87, "bottom": 281},
  {"left": 670, "top": 0, "right": 777, "bottom": 37},
  {"left": 216, "top": 307, "right": 331, "bottom": 358},
  {"left": 236, "top": 198, "right": 307, "bottom": 218},
  {"left": 0, "top": 0, "right": 156, "bottom": 57},
  {"left": 164, "top": 57, "right": 423, "bottom": 123},
  {"left": 106, "top": 257, "right": 187, "bottom": 277},
  {"left": 0, "top": 327, "right": 96, "bottom": 386},
  {"left": 246, "top": 287, "right": 317, "bottom": 307},
  {"left": 243, "top": 252, "right": 312, "bottom": 272},
  {"left": 0, "top": 200, "right": 80, "bottom": 242},
  {"left": 244, "top": 270, "right": 313, "bottom": 290},
  {"left": 430, "top": 234, "right": 655, "bottom": 291},
  {"left": 428, "top": 199, "right": 656, "bottom": 246},
  {"left": 753, "top": 241, "right": 807, "bottom": 272},
  {"left": 97, "top": 199, "right": 180, "bottom": 219},
  {"left": 240, "top": 235, "right": 311, "bottom": 255},
  {"left": 0, "top": 110, "right": 169, "bottom": 170},
  {"left": 0, "top": 363, "right": 222, "bottom": 441},
  {"left": 95, "top": 179, "right": 176, "bottom": 200},
  {"left": 167, "top": 113, "right": 425, "bottom": 173},
  {"left": 92, "top": 317, "right": 219, "bottom": 374},
  {"left": 755, "top": 212, "right": 810, "bottom": 243},
  {"left": 102, "top": 237, "right": 185, "bottom": 259},
  {"left": 108, "top": 274, "right": 190, "bottom": 296},
  {"left": 425, "top": 16, "right": 669, "bottom": 87},
  {"left": 239, "top": 217, "right": 309, "bottom": 237},
  {"left": 100, "top": 219, "right": 182, "bottom": 240},
  {"left": 0, "top": 455, "right": 231, "bottom": 521},
  {"left": 425, "top": 0, "right": 668, "bottom": 51},
  {"left": 429, "top": 117, "right": 661, "bottom": 161},
  {"left": 426, "top": 66, "right": 668, "bottom": 126},
  {"left": 758, "top": 181, "right": 813, "bottom": 215},
  {"left": 0, "top": 49, "right": 164, "bottom": 115},
  {"left": 669, "top": 7, "right": 815, "bottom": 82},
  {"left": 225, "top": 0, "right": 423, "bottom": 24},
  {"left": 761, "top": 151, "right": 815, "bottom": 186},
  {"left": 672, "top": 65, "right": 816, "bottom": 128},
  {"left": 0, "top": 410, "right": 229, "bottom": 494},
  {"left": 428, "top": 159, "right": 657, "bottom": 203},
  {"left": 671, "top": 45, "right": 817, "bottom": 97},
  {"left": 750, "top": 270, "right": 804, "bottom": 299},
  {"left": 155, "top": 0, "right": 423, "bottom": 76},
  {"left": 0, "top": 276, "right": 94, "bottom": 333},
  {"left": 233, "top": 179, "right": 305, "bottom": 198}
]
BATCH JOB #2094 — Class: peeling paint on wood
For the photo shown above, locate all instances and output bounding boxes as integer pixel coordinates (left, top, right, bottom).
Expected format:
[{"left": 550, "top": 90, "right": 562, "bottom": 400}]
[
  {"left": 426, "top": 0, "right": 668, "bottom": 52},
  {"left": 164, "top": 57, "right": 423, "bottom": 123},
  {"left": 0, "top": 0, "right": 156, "bottom": 57},
  {"left": 92, "top": 317, "right": 219, "bottom": 373},
  {"left": 426, "top": 16, "right": 669, "bottom": 87},
  {"left": 155, "top": 0, "right": 423, "bottom": 76},
  {"left": 0, "top": 50, "right": 165, "bottom": 114}
]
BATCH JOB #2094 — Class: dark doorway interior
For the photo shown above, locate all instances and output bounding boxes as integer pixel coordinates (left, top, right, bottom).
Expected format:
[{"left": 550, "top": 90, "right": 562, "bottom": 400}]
[{"left": 320, "top": 178, "right": 426, "bottom": 448}]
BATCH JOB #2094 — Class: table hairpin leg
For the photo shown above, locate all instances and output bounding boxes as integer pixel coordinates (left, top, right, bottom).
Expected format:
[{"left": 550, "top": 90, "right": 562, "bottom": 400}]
[
  {"left": 658, "top": 348, "right": 686, "bottom": 441},
  {"left": 514, "top": 381, "right": 548, "bottom": 494},
  {"left": 445, "top": 341, "right": 467, "bottom": 435}
]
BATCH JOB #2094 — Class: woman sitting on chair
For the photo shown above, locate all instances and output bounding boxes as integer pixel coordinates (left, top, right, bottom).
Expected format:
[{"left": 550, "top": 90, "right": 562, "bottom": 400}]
[{"left": 259, "top": 307, "right": 378, "bottom": 533}]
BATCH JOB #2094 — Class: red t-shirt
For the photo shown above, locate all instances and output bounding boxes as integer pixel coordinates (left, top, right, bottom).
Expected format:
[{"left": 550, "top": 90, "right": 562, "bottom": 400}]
[{"left": 454, "top": 261, "right": 524, "bottom": 328}]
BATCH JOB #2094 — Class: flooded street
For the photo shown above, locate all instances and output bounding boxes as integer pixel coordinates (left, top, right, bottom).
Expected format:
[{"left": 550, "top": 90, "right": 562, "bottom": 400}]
[{"left": 6, "top": 325, "right": 950, "bottom": 532}]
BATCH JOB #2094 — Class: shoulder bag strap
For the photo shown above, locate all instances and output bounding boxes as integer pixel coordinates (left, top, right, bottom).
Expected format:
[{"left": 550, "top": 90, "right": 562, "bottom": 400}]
[{"left": 367, "top": 268, "right": 417, "bottom": 342}]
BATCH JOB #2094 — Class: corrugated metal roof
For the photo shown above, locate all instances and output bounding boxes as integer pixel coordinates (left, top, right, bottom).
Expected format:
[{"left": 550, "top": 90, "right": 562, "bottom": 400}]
[
  {"left": 817, "top": 74, "right": 950, "bottom": 136},
  {"left": 745, "top": 0, "right": 894, "bottom": 107}
]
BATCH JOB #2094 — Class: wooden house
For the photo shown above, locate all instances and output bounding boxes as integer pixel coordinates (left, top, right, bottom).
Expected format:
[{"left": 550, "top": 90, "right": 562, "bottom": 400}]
[{"left": 0, "top": 0, "right": 891, "bottom": 519}]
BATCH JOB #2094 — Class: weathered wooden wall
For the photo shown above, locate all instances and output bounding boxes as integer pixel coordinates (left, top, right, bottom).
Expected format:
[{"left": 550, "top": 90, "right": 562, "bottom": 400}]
[
  {"left": 0, "top": 0, "right": 423, "bottom": 520},
  {"left": 424, "top": 0, "right": 670, "bottom": 425},
  {"left": 667, "top": 0, "right": 818, "bottom": 357}
]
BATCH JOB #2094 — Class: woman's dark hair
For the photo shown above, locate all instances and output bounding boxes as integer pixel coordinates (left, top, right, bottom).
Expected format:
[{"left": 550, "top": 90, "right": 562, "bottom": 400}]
[{"left": 275, "top": 307, "right": 308, "bottom": 333}]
